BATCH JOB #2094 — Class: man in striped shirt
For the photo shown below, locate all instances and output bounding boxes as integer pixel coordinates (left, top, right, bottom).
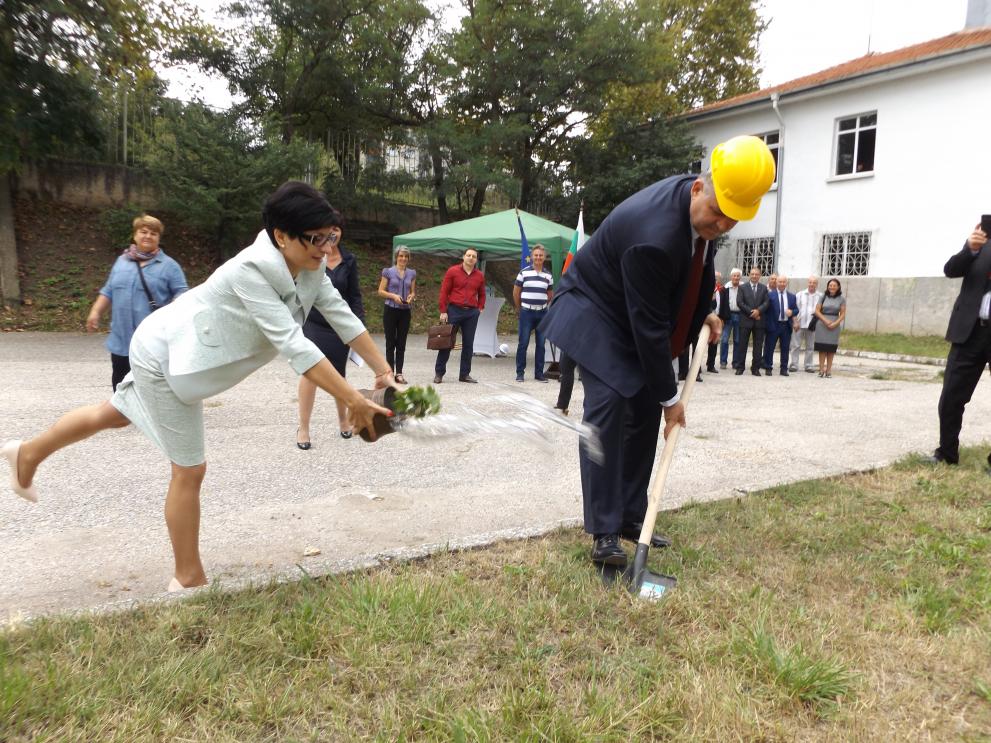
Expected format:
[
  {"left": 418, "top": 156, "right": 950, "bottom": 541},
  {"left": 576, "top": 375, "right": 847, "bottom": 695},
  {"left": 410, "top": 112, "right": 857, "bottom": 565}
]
[{"left": 513, "top": 244, "right": 554, "bottom": 382}]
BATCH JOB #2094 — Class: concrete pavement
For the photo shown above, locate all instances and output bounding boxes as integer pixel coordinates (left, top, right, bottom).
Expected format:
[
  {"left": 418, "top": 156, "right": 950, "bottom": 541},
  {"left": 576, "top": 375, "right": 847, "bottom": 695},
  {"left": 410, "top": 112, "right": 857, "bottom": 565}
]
[{"left": 1, "top": 332, "right": 989, "bottom": 621}]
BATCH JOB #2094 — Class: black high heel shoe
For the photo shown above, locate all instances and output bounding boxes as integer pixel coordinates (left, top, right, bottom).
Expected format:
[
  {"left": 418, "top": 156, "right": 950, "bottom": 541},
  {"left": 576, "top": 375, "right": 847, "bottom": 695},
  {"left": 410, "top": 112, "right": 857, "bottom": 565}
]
[
  {"left": 296, "top": 428, "right": 311, "bottom": 450},
  {"left": 340, "top": 430, "right": 353, "bottom": 440}
]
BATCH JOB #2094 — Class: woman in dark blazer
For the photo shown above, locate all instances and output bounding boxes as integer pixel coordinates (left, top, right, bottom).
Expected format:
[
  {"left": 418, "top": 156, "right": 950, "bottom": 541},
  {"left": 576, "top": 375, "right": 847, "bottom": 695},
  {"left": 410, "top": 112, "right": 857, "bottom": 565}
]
[{"left": 296, "top": 221, "right": 365, "bottom": 445}]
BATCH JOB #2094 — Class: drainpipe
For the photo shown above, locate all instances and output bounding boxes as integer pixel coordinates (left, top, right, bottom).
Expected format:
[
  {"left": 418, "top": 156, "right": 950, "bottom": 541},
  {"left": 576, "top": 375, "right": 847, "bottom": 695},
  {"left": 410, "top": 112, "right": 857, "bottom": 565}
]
[{"left": 770, "top": 92, "right": 784, "bottom": 274}]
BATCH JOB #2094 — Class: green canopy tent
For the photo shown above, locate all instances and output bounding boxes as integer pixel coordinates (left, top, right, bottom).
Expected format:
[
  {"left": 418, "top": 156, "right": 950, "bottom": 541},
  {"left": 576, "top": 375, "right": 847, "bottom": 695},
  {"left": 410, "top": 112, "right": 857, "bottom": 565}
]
[{"left": 392, "top": 209, "right": 587, "bottom": 282}]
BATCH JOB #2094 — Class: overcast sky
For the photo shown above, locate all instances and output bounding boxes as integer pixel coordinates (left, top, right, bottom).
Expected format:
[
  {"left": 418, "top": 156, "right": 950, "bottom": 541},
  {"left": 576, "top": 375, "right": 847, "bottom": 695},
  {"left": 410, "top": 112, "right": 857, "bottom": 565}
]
[{"left": 159, "top": 0, "right": 973, "bottom": 108}]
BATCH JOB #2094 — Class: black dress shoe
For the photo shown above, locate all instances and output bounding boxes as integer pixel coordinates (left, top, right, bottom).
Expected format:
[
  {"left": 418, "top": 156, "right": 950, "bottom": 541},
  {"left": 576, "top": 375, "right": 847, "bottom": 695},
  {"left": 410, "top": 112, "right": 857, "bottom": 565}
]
[
  {"left": 706, "top": 366, "right": 718, "bottom": 374},
  {"left": 695, "top": 372, "right": 703, "bottom": 382},
  {"left": 780, "top": 369, "right": 790, "bottom": 376},
  {"left": 763, "top": 368, "right": 772, "bottom": 376},
  {"left": 922, "top": 452, "right": 957, "bottom": 465},
  {"left": 459, "top": 375, "right": 478, "bottom": 383},
  {"left": 751, "top": 369, "right": 761, "bottom": 376},
  {"left": 620, "top": 527, "right": 672, "bottom": 549},
  {"left": 591, "top": 534, "right": 627, "bottom": 566},
  {"left": 433, "top": 374, "right": 443, "bottom": 384},
  {"left": 296, "top": 428, "right": 311, "bottom": 450},
  {"left": 735, "top": 368, "right": 745, "bottom": 375}
]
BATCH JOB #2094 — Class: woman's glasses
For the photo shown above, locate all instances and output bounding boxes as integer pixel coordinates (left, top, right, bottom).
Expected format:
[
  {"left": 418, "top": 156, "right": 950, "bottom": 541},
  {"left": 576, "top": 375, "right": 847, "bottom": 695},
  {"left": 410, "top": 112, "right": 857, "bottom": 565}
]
[{"left": 301, "top": 231, "right": 340, "bottom": 248}]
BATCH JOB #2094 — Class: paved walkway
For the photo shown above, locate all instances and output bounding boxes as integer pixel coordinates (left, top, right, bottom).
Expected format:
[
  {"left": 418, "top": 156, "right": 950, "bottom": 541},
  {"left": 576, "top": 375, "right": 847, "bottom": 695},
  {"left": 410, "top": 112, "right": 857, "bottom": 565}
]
[{"left": 2, "top": 332, "right": 989, "bottom": 621}]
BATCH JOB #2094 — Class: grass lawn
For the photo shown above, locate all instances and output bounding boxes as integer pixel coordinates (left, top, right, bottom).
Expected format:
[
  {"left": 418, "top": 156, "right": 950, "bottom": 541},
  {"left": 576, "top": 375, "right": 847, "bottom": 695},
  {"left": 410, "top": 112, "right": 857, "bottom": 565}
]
[
  {"left": 842, "top": 331, "right": 950, "bottom": 359},
  {"left": 4, "top": 452, "right": 991, "bottom": 740}
]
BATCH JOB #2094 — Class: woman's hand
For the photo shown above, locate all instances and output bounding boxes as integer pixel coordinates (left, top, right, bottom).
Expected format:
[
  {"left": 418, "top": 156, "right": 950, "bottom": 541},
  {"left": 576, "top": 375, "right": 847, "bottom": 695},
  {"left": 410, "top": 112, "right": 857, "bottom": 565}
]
[
  {"left": 373, "top": 369, "right": 397, "bottom": 390},
  {"left": 392, "top": 293, "right": 404, "bottom": 304},
  {"left": 85, "top": 313, "right": 100, "bottom": 332}
]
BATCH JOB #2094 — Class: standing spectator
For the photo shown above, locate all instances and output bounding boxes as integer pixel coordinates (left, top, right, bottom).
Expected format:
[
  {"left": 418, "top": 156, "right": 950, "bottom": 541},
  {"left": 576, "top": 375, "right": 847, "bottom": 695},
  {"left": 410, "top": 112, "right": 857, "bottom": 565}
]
[
  {"left": 435, "top": 248, "right": 485, "bottom": 384},
  {"left": 735, "top": 266, "right": 770, "bottom": 376},
  {"left": 378, "top": 245, "right": 416, "bottom": 385},
  {"left": 719, "top": 268, "right": 743, "bottom": 369},
  {"left": 789, "top": 276, "right": 821, "bottom": 373},
  {"left": 540, "top": 134, "right": 775, "bottom": 567},
  {"left": 706, "top": 271, "right": 724, "bottom": 373},
  {"left": 763, "top": 274, "right": 797, "bottom": 375},
  {"left": 514, "top": 244, "right": 554, "bottom": 382},
  {"left": 927, "top": 223, "right": 990, "bottom": 466},
  {"left": 814, "top": 279, "right": 846, "bottom": 377},
  {"left": 297, "top": 220, "right": 363, "bottom": 444},
  {"left": 86, "top": 215, "right": 188, "bottom": 390}
]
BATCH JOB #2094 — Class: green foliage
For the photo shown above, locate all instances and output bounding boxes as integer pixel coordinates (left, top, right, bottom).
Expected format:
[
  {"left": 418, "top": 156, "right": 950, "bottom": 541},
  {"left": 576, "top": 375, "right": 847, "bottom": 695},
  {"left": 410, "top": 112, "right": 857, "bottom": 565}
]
[
  {"left": 392, "top": 385, "right": 441, "bottom": 418},
  {"left": 138, "top": 103, "right": 319, "bottom": 257}
]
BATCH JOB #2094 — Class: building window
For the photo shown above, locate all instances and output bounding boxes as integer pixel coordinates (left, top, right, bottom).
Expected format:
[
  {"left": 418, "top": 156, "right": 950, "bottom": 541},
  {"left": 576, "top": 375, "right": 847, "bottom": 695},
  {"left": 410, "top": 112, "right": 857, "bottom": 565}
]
[
  {"left": 833, "top": 112, "right": 876, "bottom": 176},
  {"left": 736, "top": 237, "right": 775, "bottom": 276},
  {"left": 755, "top": 131, "right": 779, "bottom": 184},
  {"left": 820, "top": 231, "right": 871, "bottom": 276}
]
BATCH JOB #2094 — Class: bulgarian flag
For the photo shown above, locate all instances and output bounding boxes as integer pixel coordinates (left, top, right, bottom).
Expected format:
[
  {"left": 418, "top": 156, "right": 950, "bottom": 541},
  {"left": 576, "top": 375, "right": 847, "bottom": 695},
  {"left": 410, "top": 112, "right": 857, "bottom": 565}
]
[{"left": 562, "top": 205, "right": 586, "bottom": 274}]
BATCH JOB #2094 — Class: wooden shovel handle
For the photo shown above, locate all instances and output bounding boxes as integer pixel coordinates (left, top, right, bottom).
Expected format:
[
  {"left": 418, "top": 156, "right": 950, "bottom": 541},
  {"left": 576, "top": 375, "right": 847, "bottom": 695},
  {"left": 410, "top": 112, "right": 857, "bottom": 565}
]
[{"left": 636, "top": 324, "right": 711, "bottom": 546}]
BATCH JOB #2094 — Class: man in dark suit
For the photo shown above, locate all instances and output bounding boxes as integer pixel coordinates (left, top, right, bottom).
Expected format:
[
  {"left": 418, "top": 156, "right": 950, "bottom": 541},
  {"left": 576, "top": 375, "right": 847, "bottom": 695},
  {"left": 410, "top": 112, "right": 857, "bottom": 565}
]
[
  {"left": 763, "top": 274, "right": 798, "bottom": 375},
  {"left": 735, "top": 267, "right": 770, "bottom": 376},
  {"left": 928, "top": 223, "right": 991, "bottom": 467},
  {"left": 540, "top": 135, "right": 776, "bottom": 567}
]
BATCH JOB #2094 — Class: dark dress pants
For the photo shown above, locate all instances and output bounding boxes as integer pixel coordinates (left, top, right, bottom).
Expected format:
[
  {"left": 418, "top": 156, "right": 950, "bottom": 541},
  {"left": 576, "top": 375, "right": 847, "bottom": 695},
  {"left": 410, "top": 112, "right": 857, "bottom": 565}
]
[
  {"left": 936, "top": 321, "right": 991, "bottom": 463},
  {"left": 556, "top": 352, "right": 578, "bottom": 410},
  {"left": 435, "top": 305, "right": 479, "bottom": 379},
  {"left": 763, "top": 320, "right": 792, "bottom": 371},
  {"left": 111, "top": 353, "right": 131, "bottom": 391},
  {"left": 735, "top": 322, "right": 765, "bottom": 372},
  {"left": 382, "top": 305, "right": 412, "bottom": 373},
  {"left": 578, "top": 366, "right": 662, "bottom": 536}
]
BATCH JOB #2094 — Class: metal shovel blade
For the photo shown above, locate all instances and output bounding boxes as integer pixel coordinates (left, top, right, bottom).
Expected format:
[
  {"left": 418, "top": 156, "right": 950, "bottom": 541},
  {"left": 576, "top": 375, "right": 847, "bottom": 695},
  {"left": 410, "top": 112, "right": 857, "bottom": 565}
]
[{"left": 625, "top": 544, "right": 677, "bottom": 601}]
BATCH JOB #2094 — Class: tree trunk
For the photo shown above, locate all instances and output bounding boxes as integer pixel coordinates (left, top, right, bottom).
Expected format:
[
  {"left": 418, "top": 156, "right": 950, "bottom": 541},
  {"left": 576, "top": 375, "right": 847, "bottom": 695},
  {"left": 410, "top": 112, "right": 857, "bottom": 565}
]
[
  {"left": 0, "top": 170, "right": 21, "bottom": 306},
  {"left": 468, "top": 181, "right": 488, "bottom": 218},
  {"left": 429, "top": 144, "right": 449, "bottom": 224}
]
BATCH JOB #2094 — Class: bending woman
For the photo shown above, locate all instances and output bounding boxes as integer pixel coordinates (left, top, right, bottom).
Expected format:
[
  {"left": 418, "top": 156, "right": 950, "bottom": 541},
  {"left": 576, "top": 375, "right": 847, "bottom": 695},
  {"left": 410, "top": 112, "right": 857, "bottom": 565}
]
[
  {"left": 377, "top": 245, "right": 416, "bottom": 384},
  {"left": 296, "top": 220, "right": 363, "bottom": 445},
  {"left": 2, "top": 182, "right": 394, "bottom": 591}
]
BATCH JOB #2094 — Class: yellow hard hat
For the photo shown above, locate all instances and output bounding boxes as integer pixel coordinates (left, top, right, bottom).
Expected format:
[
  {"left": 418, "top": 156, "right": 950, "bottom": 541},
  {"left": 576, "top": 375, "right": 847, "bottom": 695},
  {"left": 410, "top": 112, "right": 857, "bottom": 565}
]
[{"left": 710, "top": 135, "right": 777, "bottom": 222}]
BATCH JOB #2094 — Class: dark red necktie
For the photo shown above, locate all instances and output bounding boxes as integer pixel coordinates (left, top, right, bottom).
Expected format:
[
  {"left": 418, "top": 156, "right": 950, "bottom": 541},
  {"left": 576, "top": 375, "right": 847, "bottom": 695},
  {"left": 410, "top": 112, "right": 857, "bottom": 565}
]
[{"left": 670, "top": 237, "right": 706, "bottom": 359}]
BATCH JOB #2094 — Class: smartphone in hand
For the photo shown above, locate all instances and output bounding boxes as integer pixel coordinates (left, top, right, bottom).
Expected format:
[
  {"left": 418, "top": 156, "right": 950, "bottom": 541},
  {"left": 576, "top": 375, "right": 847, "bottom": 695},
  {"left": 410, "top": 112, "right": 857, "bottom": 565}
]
[{"left": 981, "top": 214, "right": 991, "bottom": 236}]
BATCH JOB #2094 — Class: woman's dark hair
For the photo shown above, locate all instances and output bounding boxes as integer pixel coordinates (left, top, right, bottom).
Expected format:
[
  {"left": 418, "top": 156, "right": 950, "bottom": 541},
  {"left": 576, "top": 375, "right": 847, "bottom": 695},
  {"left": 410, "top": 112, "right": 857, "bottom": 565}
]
[
  {"left": 825, "top": 278, "right": 843, "bottom": 297},
  {"left": 262, "top": 181, "right": 343, "bottom": 246}
]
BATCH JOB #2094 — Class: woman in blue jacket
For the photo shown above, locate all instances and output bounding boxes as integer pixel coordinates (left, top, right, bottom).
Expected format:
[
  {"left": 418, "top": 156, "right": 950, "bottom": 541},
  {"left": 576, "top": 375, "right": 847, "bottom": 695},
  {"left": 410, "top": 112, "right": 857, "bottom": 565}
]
[{"left": 85, "top": 214, "right": 188, "bottom": 390}]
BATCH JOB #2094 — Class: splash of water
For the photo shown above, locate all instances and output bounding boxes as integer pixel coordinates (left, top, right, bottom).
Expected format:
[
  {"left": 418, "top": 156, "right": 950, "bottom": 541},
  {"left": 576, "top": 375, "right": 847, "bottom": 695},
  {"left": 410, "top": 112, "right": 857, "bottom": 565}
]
[{"left": 395, "top": 384, "right": 603, "bottom": 465}]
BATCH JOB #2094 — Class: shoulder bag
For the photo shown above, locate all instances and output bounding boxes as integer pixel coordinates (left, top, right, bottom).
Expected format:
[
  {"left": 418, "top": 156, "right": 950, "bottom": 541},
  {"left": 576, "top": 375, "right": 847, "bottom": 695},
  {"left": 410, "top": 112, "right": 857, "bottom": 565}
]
[{"left": 135, "top": 262, "right": 160, "bottom": 312}]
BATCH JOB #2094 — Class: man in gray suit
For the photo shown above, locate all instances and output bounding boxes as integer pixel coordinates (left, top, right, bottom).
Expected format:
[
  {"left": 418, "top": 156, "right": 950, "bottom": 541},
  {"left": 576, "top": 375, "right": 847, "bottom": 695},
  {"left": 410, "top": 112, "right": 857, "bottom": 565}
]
[{"left": 734, "top": 266, "right": 770, "bottom": 376}]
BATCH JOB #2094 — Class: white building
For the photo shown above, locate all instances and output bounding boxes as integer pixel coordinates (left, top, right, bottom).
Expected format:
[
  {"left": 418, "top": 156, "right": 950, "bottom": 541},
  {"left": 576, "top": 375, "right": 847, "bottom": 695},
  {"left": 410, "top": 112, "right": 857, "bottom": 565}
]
[{"left": 685, "top": 24, "right": 991, "bottom": 313}]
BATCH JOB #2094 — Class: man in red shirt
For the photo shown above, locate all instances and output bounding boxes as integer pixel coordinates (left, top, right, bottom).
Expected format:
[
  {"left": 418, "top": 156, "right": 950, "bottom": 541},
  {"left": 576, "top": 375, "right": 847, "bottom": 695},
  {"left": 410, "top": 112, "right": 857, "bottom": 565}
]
[{"left": 435, "top": 247, "right": 486, "bottom": 383}]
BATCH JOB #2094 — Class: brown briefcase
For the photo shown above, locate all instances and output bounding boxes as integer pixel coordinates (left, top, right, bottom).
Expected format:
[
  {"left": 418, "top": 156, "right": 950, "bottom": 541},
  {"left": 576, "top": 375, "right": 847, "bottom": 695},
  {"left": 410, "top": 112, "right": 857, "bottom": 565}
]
[{"left": 426, "top": 323, "right": 457, "bottom": 351}]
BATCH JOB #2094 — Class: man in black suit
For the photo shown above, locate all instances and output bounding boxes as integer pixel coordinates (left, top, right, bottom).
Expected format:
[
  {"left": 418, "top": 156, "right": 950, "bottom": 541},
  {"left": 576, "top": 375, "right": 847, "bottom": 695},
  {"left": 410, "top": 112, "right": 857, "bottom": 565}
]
[
  {"left": 735, "top": 267, "right": 770, "bottom": 376},
  {"left": 540, "top": 135, "right": 776, "bottom": 567},
  {"left": 928, "top": 223, "right": 991, "bottom": 467}
]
